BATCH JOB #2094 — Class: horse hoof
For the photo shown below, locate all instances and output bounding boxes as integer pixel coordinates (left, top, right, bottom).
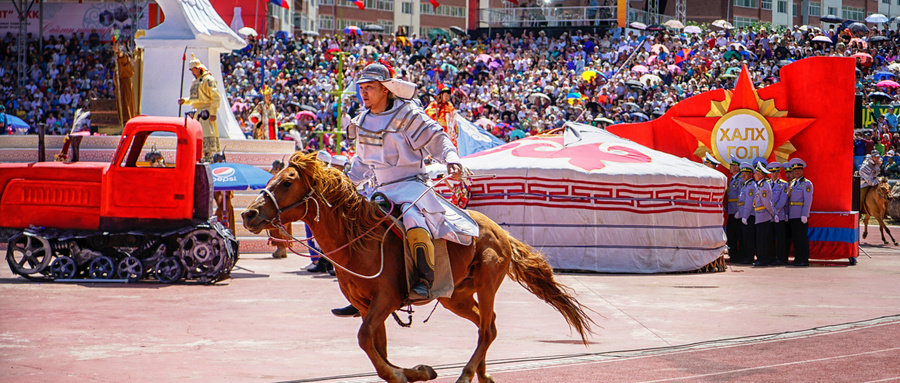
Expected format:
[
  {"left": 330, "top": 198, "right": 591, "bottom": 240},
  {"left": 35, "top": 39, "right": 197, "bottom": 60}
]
[
  {"left": 884, "top": 241, "right": 889, "bottom": 245},
  {"left": 863, "top": 232, "right": 868, "bottom": 239},
  {"left": 894, "top": 242, "right": 898, "bottom": 246},
  {"left": 414, "top": 365, "right": 438, "bottom": 380},
  {"left": 478, "top": 374, "right": 495, "bottom": 383}
]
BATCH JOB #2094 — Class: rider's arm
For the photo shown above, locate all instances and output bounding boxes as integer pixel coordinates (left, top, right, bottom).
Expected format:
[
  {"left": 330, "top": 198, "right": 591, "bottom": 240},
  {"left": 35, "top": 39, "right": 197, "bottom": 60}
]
[{"left": 406, "top": 109, "right": 460, "bottom": 165}]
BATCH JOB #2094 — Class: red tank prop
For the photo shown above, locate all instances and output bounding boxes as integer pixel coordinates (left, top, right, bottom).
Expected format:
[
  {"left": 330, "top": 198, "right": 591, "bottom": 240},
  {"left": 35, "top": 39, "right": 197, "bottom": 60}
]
[{"left": 0, "top": 116, "right": 238, "bottom": 283}]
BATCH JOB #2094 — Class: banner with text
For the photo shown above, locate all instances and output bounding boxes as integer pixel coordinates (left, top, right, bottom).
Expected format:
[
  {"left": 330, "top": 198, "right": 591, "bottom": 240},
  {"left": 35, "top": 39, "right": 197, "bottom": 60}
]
[{"left": 0, "top": 3, "right": 149, "bottom": 42}]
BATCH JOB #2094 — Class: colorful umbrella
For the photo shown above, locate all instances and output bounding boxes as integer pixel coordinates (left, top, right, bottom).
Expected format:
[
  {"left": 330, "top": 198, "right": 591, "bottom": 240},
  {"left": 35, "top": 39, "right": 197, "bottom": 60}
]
[
  {"left": 667, "top": 64, "right": 682, "bottom": 74},
  {"left": 476, "top": 54, "right": 492, "bottom": 63},
  {"left": 343, "top": 25, "right": 362, "bottom": 35},
  {"left": 851, "top": 53, "right": 873, "bottom": 66},
  {"left": 632, "top": 65, "right": 649, "bottom": 73},
  {"left": 582, "top": 70, "right": 599, "bottom": 81}
]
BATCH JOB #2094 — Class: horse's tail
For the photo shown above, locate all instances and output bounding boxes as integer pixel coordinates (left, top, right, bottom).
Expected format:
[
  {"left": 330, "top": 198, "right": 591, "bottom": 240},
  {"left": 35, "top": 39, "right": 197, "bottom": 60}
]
[{"left": 505, "top": 234, "right": 596, "bottom": 345}]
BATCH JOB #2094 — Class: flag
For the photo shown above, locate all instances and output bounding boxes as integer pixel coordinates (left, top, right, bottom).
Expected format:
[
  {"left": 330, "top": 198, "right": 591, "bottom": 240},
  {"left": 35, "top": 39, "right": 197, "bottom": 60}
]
[
  {"left": 429, "top": 0, "right": 440, "bottom": 8},
  {"left": 353, "top": 0, "right": 364, "bottom": 9},
  {"left": 269, "top": 0, "right": 289, "bottom": 9},
  {"left": 506, "top": 0, "right": 518, "bottom": 4}
]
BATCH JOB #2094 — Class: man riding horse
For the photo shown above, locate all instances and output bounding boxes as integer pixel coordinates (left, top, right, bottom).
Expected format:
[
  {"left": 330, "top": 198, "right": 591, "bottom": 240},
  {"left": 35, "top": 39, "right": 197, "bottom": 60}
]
[
  {"left": 860, "top": 152, "right": 882, "bottom": 213},
  {"left": 343, "top": 62, "right": 479, "bottom": 300}
]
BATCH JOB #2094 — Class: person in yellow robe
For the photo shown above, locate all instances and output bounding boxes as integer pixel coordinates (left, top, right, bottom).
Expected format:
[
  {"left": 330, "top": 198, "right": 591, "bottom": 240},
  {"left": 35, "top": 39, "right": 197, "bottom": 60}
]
[{"left": 178, "top": 54, "right": 221, "bottom": 162}]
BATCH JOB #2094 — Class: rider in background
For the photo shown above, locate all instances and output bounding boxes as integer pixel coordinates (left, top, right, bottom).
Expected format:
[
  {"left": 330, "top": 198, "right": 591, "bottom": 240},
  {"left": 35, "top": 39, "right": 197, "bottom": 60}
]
[{"left": 859, "top": 151, "right": 882, "bottom": 206}]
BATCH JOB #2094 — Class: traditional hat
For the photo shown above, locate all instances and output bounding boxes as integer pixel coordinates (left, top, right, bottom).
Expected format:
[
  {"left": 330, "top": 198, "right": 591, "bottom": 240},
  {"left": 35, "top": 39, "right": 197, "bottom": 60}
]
[
  {"left": 262, "top": 86, "right": 273, "bottom": 97},
  {"left": 755, "top": 162, "right": 771, "bottom": 174},
  {"left": 740, "top": 162, "right": 753, "bottom": 173},
  {"left": 188, "top": 53, "right": 207, "bottom": 71},
  {"left": 703, "top": 152, "right": 721, "bottom": 166},
  {"left": 437, "top": 83, "right": 453, "bottom": 95},
  {"left": 356, "top": 62, "right": 417, "bottom": 100}
]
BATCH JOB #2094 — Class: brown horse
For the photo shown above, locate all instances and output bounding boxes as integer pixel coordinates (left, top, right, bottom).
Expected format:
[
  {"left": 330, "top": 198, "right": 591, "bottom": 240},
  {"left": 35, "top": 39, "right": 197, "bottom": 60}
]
[
  {"left": 862, "top": 177, "right": 898, "bottom": 246},
  {"left": 242, "top": 152, "right": 595, "bottom": 383}
]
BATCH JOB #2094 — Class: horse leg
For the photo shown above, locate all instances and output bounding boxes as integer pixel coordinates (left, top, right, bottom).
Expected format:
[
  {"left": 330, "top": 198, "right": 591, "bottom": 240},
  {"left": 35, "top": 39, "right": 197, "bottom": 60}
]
[
  {"left": 440, "top": 289, "right": 496, "bottom": 383},
  {"left": 878, "top": 215, "right": 898, "bottom": 245},
  {"left": 863, "top": 212, "right": 870, "bottom": 239},
  {"left": 358, "top": 301, "right": 433, "bottom": 383}
]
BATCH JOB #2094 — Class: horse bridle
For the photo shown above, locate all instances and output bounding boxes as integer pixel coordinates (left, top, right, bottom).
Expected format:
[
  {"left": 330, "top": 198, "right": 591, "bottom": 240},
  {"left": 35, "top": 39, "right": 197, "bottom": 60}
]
[
  {"left": 256, "top": 165, "right": 330, "bottom": 225},
  {"left": 877, "top": 184, "right": 894, "bottom": 201}
]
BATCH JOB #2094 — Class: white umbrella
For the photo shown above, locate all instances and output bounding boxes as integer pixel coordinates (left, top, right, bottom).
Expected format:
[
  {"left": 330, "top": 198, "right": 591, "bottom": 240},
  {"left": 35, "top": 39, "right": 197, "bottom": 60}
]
[
  {"left": 812, "top": 35, "right": 832, "bottom": 43},
  {"left": 640, "top": 74, "right": 662, "bottom": 86},
  {"left": 866, "top": 13, "right": 889, "bottom": 24},
  {"left": 238, "top": 27, "right": 258, "bottom": 37},
  {"left": 683, "top": 26, "right": 702, "bottom": 34},
  {"left": 527, "top": 93, "right": 551, "bottom": 103},
  {"left": 664, "top": 20, "right": 685, "bottom": 29},
  {"left": 711, "top": 20, "right": 734, "bottom": 30},
  {"left": 629, "top": 22, "right": 647, "bottom": 30},
  {"left": 889, "top": 63, "right": 900, "bottom": 72}
]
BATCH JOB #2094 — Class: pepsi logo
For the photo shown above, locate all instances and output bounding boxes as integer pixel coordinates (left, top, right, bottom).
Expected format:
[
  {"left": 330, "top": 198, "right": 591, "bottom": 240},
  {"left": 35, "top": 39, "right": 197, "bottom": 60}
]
[{"left": 213, "top": 167, "right": 235, "bottom": 179}]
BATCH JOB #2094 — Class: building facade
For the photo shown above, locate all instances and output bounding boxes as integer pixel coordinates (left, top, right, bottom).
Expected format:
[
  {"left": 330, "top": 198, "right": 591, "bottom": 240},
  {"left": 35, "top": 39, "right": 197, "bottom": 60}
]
[
  {"left": 291, "top": 0, "right": 469, "bottom": 38},
  {"left": 658, "top": 0, "right": 896, "bottom": 28}
]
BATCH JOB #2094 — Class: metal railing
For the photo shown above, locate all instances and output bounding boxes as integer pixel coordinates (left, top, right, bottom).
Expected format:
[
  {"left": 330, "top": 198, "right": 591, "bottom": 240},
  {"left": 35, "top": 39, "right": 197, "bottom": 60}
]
[
  {"left": 478, "top": 6, "right": 617, "bottom": 28},
  {"left": 477, "top": 6, "right": 674, "bottom": 29}
]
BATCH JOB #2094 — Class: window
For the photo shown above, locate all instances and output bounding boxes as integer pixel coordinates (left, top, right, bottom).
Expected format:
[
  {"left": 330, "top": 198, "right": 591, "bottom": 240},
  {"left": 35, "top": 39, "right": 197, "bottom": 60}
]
[
  {"left": 792, "top": 3, "right": 797, "bottom": 16},
  {"left": 376, "top": 0, "right": 392, "bottom": 11},
  {"left": 777, "top": 0, "right": 786, "bottom": 13},
  {"left": 377, "top": 19, "right": 394, "bottom": 33},
  {"left": 733, "top": 0, "right": 757, "bottom": 8},
  {"left": 119, "top": 132, "right": 175, "bottom": 168},
  {"left": 841, "top": 6, "right": 864, "bottom": 21},
  {"left": 809, "top": 2, "right": 820, "bottom": 16},
  {"left": 318, "top": 14, "right": 333, "bottom": 30},
  {"left": 827, "top": 7, "right": 836, "bottom": 16},
  {"left": 421, "top": 3, "right": 434, "bottom": 14},
  {"left": 319, "top": 0, "right": 333, "bottom": 5},
  {"left": 884, "top": 0, "right": 890, "bottom": 4},
  {"left": 761, "top": 0, "right": 771, "bottom": 10},
  {"left": 364, "top": 0, "right": 376, "bottom": 9},
  {"left": 402, "top": 1, "right": 412, "bottom": 14},
  {"left": 733, "top": 16, "right": 757, "bottom": 28}
]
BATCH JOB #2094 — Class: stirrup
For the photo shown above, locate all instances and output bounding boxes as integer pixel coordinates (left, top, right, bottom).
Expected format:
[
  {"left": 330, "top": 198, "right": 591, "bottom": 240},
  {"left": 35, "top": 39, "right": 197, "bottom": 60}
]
[{"left": 410, "top": 280, "right": 432, "bottom": 300}]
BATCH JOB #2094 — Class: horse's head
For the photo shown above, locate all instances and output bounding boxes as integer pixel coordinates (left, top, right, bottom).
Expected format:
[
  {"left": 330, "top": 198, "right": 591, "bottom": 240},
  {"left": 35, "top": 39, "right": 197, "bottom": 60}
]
[
  {"left": 878, "top": 177, "right": 895, "bottom": 201},
  {"left": 242, "top": 152, "right": 325, "bottom": 234}
]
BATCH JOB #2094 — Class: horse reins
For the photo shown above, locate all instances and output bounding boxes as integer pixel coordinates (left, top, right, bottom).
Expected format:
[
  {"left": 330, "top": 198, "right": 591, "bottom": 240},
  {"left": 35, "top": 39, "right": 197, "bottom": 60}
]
[{"left": 256, "top": 166, "right": 457, "bottom": 279}]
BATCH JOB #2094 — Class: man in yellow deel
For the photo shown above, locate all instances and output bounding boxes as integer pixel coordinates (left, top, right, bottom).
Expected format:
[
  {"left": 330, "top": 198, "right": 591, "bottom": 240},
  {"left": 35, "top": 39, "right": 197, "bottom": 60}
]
[{"left": 178, "top": 54, "right": 221, "bottom": 162}]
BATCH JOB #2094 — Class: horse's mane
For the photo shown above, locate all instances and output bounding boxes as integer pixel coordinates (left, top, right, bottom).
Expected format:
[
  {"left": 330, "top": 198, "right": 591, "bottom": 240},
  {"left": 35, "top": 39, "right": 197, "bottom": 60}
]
[{"left": 289, "top": 152, "right": 387, "bottom": 253}]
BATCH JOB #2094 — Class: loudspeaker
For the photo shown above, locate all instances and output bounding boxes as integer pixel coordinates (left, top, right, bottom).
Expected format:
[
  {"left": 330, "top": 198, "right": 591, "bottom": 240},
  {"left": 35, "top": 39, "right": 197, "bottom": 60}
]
[
  {"left": 852, "top": 175, "right": 860, "bottom": 211},
  {"left": 854, "top": 94, "right": 863, "bottom": 130}
]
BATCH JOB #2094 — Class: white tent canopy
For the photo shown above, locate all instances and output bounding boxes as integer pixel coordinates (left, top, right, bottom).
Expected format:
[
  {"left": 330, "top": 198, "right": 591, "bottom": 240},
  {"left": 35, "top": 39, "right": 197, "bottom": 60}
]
[
  {"left": 459, "top": 123, "right": 727, "bottom": 273},
  {"left": 136, "top": 0, "right": 247, "bottom": 139}
]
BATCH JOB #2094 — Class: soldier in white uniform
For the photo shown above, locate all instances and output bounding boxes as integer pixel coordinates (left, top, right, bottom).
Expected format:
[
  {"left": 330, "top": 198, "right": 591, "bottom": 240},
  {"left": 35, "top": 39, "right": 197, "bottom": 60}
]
[{"left": 344, "top": 63, "right": 479, "bottom": 299}]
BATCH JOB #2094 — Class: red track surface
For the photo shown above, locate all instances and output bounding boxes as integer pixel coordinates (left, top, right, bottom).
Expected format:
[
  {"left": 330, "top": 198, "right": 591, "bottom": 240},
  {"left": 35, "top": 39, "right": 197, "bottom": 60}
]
[{"left": 1, "top": 225, "right": 899, "bottom": 383}]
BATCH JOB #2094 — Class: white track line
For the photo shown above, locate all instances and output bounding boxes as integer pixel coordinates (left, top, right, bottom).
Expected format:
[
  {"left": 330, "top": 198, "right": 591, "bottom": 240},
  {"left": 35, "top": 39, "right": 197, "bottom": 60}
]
[{"left": 635, "top": 346, "right": 900, "bottom": 383}]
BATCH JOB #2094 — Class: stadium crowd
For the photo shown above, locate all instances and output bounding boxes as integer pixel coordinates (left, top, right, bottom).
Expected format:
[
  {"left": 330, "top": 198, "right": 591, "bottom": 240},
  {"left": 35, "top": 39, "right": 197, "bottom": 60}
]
[
  {"left": 4, "top": 22, "right": 900, "bottom": 149},
  {"left": 0, "top": 31, "right": 115, "bottom": 135}
]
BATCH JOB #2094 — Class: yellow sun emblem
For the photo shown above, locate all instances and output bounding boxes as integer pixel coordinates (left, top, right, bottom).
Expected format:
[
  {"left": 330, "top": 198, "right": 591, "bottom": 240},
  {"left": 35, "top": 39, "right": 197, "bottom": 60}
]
[{"left": 672, "top": 64, "right": 815, "bottom": 165}]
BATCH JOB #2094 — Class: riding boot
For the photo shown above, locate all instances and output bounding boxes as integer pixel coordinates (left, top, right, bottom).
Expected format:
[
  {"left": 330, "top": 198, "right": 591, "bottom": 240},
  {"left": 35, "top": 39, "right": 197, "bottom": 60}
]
[{"left": 407, "top": 228, "right": 435, "bottom": 299}]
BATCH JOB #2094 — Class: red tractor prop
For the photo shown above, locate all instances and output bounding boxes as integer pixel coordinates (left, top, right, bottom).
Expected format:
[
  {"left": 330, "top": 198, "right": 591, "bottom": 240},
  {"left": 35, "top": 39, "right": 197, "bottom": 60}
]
[{"left": 0, "top": 116, "right": 238, "bottom": 283}]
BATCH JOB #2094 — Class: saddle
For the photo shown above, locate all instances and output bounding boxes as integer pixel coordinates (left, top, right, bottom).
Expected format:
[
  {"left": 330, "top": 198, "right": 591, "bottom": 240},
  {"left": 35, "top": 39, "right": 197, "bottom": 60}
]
[{"left": 371, "top": 193, "right": 454, "bottom": 305}]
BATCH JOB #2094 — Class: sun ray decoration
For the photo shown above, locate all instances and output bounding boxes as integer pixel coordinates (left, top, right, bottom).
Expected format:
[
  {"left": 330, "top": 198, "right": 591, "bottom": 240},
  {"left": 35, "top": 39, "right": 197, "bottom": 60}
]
[{"left": 675, "top": 65, "right": 815, "bottom": 165}]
